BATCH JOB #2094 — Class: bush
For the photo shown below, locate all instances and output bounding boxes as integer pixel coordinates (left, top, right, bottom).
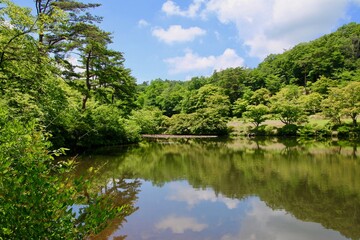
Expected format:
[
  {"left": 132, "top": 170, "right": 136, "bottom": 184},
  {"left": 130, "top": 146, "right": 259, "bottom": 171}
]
[
  {"left": 190, "top": 110, "right": 229, "bottom": 135},
  {"left": 165, "top": 113, "right": 193, "bottom": 135},
  {"left": 278, "top": 124, "right": 299, "bottom": 136},
  {"left": 298, "top": 124, "right": 332, "bottom": 138},
  {"left": 336, "top": 125, "right": 360, "bottom": 139},
  {"left": 166, "top": 109, "right": 229, "bottom": 136},
  {"left": 0, "top": 118, "right": 137, "bottom": 239},
  {"left": 130, "top": 107, "right": 167, "bottom": 134},
  {"left": 72, "top": 105, "right": 141, "bottom": 148},
  {"left": 0, "top": 120, "right": 77, "bottom": 239},
  {"left": 248, "top": 125, "right": 278, "bottom": 136}
]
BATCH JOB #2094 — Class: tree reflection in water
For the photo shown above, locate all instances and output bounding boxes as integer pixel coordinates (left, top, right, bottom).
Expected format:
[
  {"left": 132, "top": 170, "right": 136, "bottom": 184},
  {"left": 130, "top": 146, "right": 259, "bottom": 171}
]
[{"left": 74, "top": 138, "right": 360, "bottom": 239}]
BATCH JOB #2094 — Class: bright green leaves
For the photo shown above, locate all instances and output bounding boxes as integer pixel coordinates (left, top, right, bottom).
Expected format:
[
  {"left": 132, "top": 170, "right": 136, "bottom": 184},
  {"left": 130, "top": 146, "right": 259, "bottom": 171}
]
[
  {"left": 243, "top": 104, "right": 269, "bottom": 127},
  {"left": 322, "top": 81, "right": 360, "bottom": 125}
]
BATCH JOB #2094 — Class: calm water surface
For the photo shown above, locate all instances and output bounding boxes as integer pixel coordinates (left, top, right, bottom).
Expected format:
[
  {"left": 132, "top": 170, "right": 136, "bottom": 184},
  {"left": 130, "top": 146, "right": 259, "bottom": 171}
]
[{"left": 75, "top": 138, "right": 360, "bottom": 240}]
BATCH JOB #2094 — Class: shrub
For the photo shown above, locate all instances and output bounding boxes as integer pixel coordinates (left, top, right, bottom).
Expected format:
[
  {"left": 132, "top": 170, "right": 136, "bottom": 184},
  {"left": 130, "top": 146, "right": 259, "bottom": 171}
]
[
  {"left": 130, "top": 107, "right": 166, "bottom": 134},
  {"left": 73, "top": 105, "right": 141, "bottom": 148},
  {"left": 0, "top": 120, "right": 77, "bottom": 239},
  {"left": 166, "top": 109, "right": 229, "bottom": 136},
  {"left": 298, "top": 124, "right": 332, "bottom": 138},
  {"left": 278, "top": 124, "right": 299, "bottom": 136}
]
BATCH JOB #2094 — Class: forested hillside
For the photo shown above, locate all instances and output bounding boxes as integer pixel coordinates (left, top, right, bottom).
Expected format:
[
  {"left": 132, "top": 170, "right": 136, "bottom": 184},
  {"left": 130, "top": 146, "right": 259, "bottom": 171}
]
[
  {"left": 138, "top": 23, "right": 360, "bottom": 137},
  {"left": 0, "top": 0, "right": 360, "bottom": 238}
]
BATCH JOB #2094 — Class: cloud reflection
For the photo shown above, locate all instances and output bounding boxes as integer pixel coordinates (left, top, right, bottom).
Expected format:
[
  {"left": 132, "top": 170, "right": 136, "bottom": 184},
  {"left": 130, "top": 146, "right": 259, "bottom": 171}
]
[
  {"left": 168, "top": 182, "right": 239, "bottom": 209},
  {"left": 221, "top": 198, "right": 347, "bottom": 240},
  {"left": 155, "top": 216, "right": 208, "bottom": 234}
]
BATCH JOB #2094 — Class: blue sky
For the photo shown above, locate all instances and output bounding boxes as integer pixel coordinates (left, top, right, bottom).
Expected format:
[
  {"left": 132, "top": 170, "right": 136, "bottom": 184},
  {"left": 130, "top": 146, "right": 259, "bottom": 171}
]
[{"left": 12, "top": 0, "right": 360, "bottom": 83}]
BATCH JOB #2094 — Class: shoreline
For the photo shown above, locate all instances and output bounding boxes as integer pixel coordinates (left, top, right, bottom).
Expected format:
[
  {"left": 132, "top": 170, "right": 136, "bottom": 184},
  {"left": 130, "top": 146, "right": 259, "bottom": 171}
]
[{"left": 142, "top": 134, "right": 218, "bottom": 139}]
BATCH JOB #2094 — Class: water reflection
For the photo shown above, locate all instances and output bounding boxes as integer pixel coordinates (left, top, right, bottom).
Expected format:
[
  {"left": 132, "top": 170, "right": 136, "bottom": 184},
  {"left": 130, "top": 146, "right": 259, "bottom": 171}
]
[
  {"left": 75, "top": 138, "right": 360, "bottom": 239},
  {"left": 110, "top": 181, "right": 348, "bottom": 240},
  {"left": 168, "top": 182, "right": 239, "bottom": 209}
]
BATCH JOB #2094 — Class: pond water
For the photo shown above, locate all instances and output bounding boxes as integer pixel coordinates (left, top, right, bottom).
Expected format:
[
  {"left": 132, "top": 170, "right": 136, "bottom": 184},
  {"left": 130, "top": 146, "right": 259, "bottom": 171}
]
[{"left": 75, "top": 138, "right": 360, "bottom": 240}]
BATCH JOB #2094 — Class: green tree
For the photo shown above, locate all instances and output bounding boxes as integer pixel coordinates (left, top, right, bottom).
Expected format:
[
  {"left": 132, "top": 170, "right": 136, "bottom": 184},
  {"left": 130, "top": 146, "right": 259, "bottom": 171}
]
[
  {"left": 232, "top": 98, "right": 248, "bottom": 118},
  {"left": 209, "top": 67, "right": 248, "bottom": 103},
  {"left": 298, "top": 92, "right": 323, "bottom": 115},
  {"left": 243, "top": 104, "right": 269, "bottom": 127},
  {"left": 182, "top": 84, "right": 230, "bottom": 116},
  {"left": 271, "top": 86, "right": 307, "bottom": 125},
  {"left": 322, "top": 82, "right": 360, "bottom": 126},
  {"left": 249, "top": 88, "right": 271, "bottom": 105}
]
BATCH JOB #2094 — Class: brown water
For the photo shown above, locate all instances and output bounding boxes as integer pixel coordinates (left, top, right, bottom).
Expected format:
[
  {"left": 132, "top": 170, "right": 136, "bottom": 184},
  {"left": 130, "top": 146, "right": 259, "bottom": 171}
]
[{"left": 75, "top": 138, "right": 360, "bottom": 240}]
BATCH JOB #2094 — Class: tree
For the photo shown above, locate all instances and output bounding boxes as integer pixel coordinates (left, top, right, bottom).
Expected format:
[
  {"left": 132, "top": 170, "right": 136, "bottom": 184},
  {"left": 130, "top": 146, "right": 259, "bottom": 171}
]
[
  {"left": 209, "top": 67, "right": 248, "bottom": 103},
  {"left": 34, "top": 0, "right": 101, "bottom": 52},
  {"left": 322, "top": 82, "right": 360, "bottom": 126},
  {"left": 232, "top": 98, "right": 248, "bottom": 118},
  {"left": 243, "top": 104, "right": 269, "bottom": 127},
  {"left": 182, "top": 84, "right": 230, "bottom": 116},
  {"left": 298, "top": 92, "right": 323, "bottom": 115},
  {"left": 271, "top": 86, "right": 307, "bottom": 125},
  {"left": 342, "top": 82, "right": 360, "bottom": 126},
  {"left": 249, "top": 88, "right": 271, "bottom": 106}
]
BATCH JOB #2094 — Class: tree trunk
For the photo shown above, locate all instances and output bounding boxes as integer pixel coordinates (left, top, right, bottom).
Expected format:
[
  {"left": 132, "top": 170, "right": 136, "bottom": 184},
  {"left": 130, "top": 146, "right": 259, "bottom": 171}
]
[{"left": 82, "top": 95, "right": 88, "bottom": 110}]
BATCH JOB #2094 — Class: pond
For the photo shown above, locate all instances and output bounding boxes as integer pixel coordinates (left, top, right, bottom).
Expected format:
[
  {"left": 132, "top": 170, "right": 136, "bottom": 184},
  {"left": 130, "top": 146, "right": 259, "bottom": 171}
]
[{"left": 74, "top": 138, "right": 360, "bottom": 240}]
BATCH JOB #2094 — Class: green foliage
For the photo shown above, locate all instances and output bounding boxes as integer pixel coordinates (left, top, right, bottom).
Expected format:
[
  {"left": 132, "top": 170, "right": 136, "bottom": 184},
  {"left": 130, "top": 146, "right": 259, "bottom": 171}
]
[
  {"left": 298, "top": 123, "right": 332, "bottom": 138},
  {"left": 336, "top": 125, "right": 360, "bottom": 139},
  {"left": 243, "top": 104, "right": 269, "bottom": 127},
  {"left": 139, "top": 79, "right": 185, "bottom": 116},
  {"left": 322, "top": 82, "right": 360, "bottom": 125},
  {"left": 209, "top": 67, "right": 249, "bottom": 103},
  {"left": 0, "top": 120, "right": 77, "bottom": 239},
  {"left": 249, "top": 88, "right": 271, "bottom": 105},
  {"left": 165, "top": 113, "right": 193, "bottom": 135},
  {"left": 310, "top": 76, "right": 338, "bottom": 95},
  {"left": 232, "top": 98, "right": 248, "bottom": 118},
  {"left": 249, "top": 125, "right": 278, "bottom": 136},
  {"left": 270, "top": 86, "right": 308, "bottom": 125},
  {"left": 182, "top": 84, "right": 230, "bottom": 116},
  {"left": 298, "top": 92, "right": 323, "bottom": 115},
  {"left": 0, "top": 118, "right": 138, "bottom": 239},
  {"left": 130, "top": 107, "right": 167, "bottom": 134},
  {"left": 277, "top": 124, "right": 299, "bottom": 136},
  {"left": 166, "top": 109, "right": 229, "bottom": 136},
  {"left": 73, "top": 105, "right": 141, "bottom": 148}
]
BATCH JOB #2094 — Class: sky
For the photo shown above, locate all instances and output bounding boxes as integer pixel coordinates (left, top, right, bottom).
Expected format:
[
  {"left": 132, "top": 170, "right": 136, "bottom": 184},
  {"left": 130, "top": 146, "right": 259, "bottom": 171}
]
[{"left": 12, "top": 0, "right": 360, "bottom": 83}]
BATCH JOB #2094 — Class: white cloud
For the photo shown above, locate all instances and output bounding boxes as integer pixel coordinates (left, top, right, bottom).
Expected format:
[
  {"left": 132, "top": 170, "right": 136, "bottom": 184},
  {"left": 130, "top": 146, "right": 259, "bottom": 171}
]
[
  {"left": 155, "top": 216, "right": 208, "bottom": 234},
  {"left": 65, "top": 55, "right": 83, "bottom": 73},
  {"left": 205, "top": 0, "right": 349, "bottom": 59},
  {"left": 162, "top": 0, "right": 205, "bottom": 18},
  {"left": 167, "top": 182, "right": 240, "bottom": 209},
  {"left": 138, "top": 19, "right": 149, "bottom": 28},
  {"left": 165, "top": 48, "right": 244, "bottom": 74},
  {"left": 152, "top": 25, "right": 206, "bottom": 44}
]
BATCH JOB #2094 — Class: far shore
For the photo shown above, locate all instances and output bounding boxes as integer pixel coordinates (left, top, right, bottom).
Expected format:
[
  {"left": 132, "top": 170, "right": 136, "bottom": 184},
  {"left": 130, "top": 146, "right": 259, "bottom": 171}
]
[{"left": 142, "top": 134, "right": 218, "bottom": 139}]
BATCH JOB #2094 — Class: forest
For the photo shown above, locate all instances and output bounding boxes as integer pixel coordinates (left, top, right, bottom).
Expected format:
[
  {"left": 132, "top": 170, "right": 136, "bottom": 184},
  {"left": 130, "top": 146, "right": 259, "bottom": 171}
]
[{"left": 0, "top": 0, "right": 360, "bottom": 238}]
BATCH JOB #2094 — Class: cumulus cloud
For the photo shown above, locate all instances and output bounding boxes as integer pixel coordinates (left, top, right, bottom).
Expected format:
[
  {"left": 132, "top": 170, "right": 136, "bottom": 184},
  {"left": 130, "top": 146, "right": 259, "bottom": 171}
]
[
  {"left": 162, "top": 0, "right": 205, "bottom": 18},
  {"left": 204, "top": 0, "right": 349, "bottom": 59},
  {"left": 155, "top": 216, "right": 208, "bottom": 234},
  {"left": 152, "top": 25, "right": 206, "bottom": 44},
  {"left": 138, "top": 19, "right": 149, "bottom": 28},
  {"left": 165, "top": 48, "right": 244, "bottom": 74}
]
